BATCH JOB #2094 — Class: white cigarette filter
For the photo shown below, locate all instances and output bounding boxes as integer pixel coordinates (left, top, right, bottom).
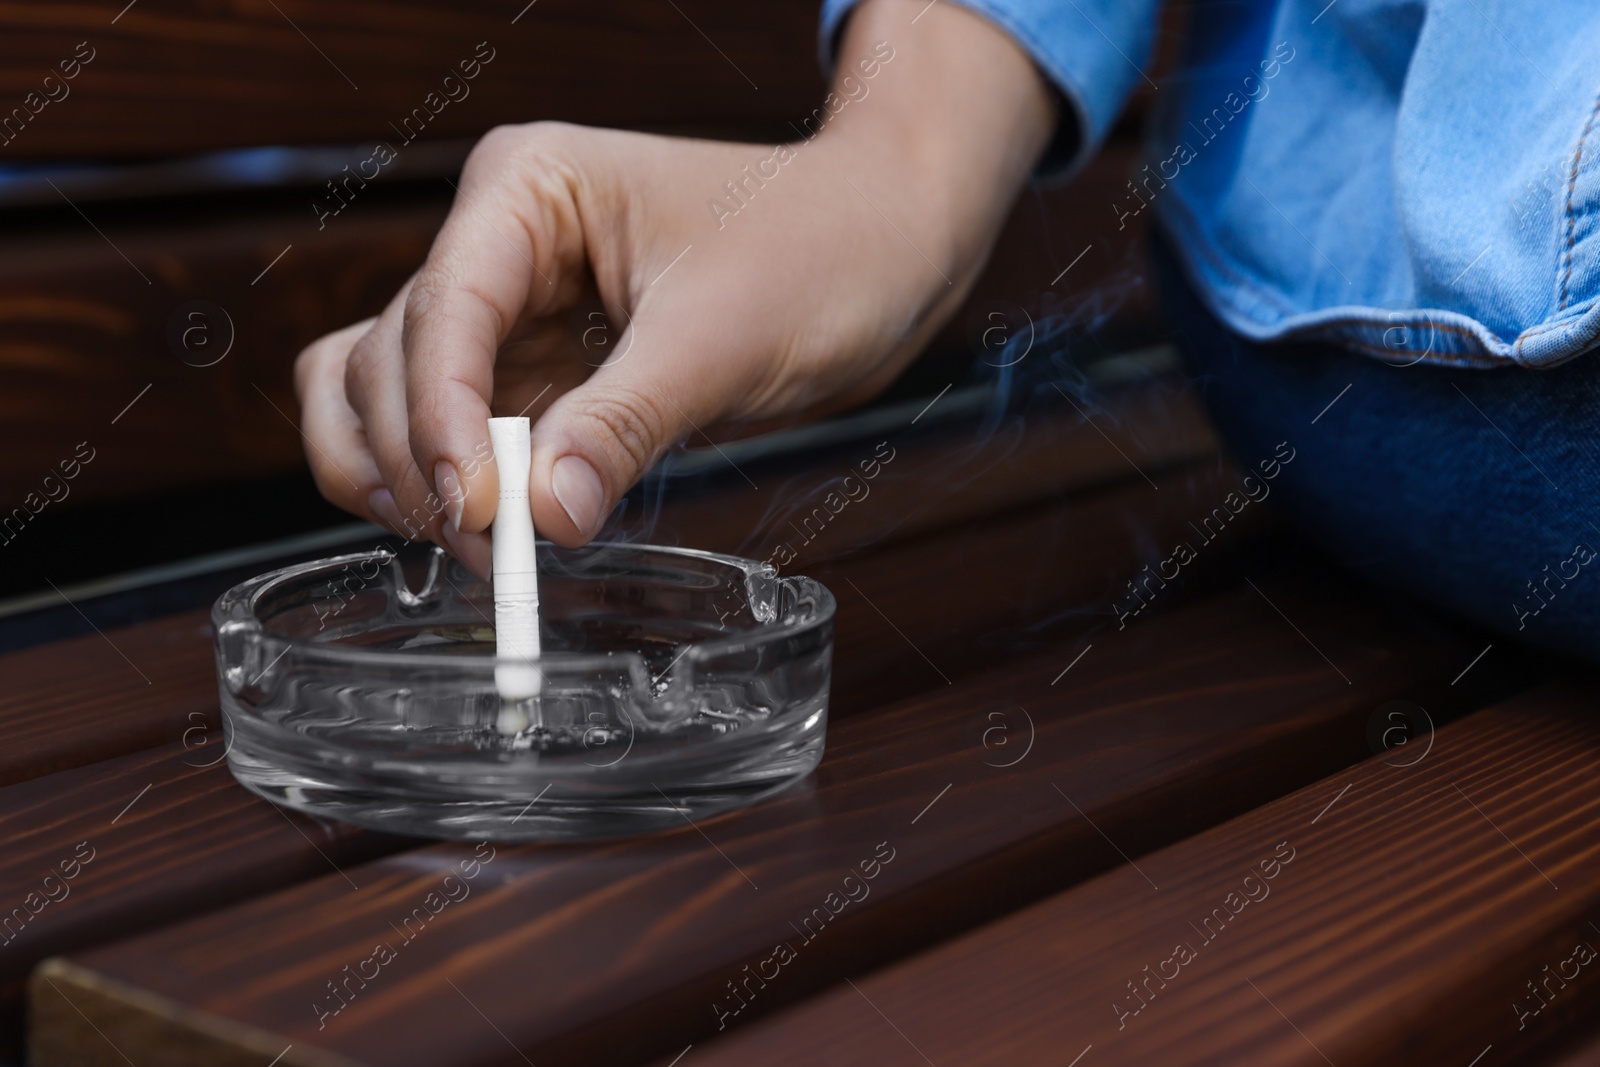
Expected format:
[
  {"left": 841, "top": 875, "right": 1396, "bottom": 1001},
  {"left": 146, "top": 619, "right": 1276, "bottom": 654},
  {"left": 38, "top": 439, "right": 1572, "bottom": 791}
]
[{"left": 487, "top": 417, "right": 542, "bottom": 713}]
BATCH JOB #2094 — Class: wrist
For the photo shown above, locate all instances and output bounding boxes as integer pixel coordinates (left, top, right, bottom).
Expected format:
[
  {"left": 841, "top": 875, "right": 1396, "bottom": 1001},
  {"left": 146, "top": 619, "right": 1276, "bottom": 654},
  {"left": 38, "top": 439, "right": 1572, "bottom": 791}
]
[{"left": 816, "top": 0, "right": 1055, "bottom": 281}]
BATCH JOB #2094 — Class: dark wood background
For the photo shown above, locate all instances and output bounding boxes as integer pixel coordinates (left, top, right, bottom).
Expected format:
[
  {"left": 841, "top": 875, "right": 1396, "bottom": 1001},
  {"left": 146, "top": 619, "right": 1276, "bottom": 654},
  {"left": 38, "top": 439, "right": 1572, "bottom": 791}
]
[{"left": 0, "top": 0, "right": 822, "bottom": 159}]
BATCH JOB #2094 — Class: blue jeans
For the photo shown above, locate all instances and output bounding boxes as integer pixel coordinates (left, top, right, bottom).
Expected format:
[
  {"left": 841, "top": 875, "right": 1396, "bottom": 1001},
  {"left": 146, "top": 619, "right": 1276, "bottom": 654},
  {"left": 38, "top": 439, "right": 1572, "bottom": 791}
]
[{"left": 1157, "top": 238, "right": 1600, "bottom": 667}]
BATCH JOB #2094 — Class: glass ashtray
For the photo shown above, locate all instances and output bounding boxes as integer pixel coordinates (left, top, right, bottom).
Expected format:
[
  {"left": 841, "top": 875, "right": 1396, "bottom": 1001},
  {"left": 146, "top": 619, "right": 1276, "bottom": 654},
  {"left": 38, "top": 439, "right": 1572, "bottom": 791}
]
[{"left": 212, "top": 542, "right": 834, "bottom": 840}]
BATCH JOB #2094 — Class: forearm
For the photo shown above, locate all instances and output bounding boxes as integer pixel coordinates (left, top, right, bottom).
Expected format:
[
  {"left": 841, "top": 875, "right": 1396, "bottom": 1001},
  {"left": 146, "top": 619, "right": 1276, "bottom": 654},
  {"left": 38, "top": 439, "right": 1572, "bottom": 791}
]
[{"left": 820, "top": 0, "right": 1057, "bottom": 287}]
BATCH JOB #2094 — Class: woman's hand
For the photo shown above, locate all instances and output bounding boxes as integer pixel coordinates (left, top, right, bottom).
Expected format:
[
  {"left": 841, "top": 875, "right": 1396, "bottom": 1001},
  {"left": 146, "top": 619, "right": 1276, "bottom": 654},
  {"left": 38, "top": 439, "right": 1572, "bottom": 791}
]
[{"left": 293, "top": 0, "right": 1054, "bottom": 573}]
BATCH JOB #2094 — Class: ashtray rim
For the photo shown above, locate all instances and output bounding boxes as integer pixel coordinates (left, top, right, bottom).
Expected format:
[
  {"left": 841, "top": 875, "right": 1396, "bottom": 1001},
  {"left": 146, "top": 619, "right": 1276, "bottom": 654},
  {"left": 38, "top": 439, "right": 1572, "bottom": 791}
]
[
  {"left": 212, "top": 539, "right": 837, "bottom": 674},
  {"left": 212, "top": 540, "right": 836, "bottom": 839}
]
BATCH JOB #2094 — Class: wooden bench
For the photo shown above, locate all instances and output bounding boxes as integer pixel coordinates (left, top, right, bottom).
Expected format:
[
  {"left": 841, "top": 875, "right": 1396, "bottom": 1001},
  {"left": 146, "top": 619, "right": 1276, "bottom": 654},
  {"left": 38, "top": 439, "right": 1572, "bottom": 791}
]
[
  {"left": 30, "top": 575, "right": 1474, "bottom": 1065},
  {"left": 0, "top": 369, "right": 1208, "bottom": 1055},
  {"left": 11, "top": 372, "right": 1510, "bottom": 1065},
  {"left": 674, "top": 684, "right": 1600, "bottom": 1066},
  {"left": 9, "top": 338, "right": 1582, "bottom": 1065}
]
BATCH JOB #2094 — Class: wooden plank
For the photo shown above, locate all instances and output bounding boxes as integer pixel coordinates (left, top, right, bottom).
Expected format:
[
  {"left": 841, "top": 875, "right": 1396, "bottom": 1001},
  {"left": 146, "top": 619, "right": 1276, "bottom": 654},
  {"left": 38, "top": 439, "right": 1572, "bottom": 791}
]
[
  {"left": 0, "top": 422, "right": 1226, "bottom": 793},
  {"left": 0, "top": 607, "right": 214, "bottom": 787},
  {"left": 816, "top": 466, "right": 1261, "bottom": 717},
  {"left": 0, "top": 0, "right": 822, "bottom": 159},
  {"left": 0, "top": 744, "right": 411, "bottom": 1061},
  {"left": 0, "top": 197, "right": 443, "bottom": 512},
  {"left": 0, "top": 464, "right": 1243, "bottom": 1049},
  {"left": 657, "top": 370, "right": 1217, "bottom": 576},
  {"left": 675, "top": 684, "right": 1600, "bottom": 1067},
  {"left": 30, "top": 575, "right": 1477, "bottom": 1067}
]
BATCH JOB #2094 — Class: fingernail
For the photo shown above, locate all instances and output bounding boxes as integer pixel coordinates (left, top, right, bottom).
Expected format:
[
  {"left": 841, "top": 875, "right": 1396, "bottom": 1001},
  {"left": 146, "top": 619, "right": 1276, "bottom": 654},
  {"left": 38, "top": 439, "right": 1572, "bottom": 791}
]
[
  {"left": 434, "top": 460, "right": 465, "bottom": 531},
  {"left": 367, "top": 488, "right": 407, "bottom": 536},
  {"left": 441, "top": 523, "right": 492, "bottom": 580},
  {"left": 551, "top": 454, "right": 605, "bottom": 538}
]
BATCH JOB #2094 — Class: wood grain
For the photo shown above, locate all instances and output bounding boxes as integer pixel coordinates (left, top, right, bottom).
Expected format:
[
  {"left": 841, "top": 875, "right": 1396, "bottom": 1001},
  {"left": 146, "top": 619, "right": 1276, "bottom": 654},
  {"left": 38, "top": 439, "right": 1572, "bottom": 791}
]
[
  {"left": 31, "top": 577, "right": 1472, "bottom": 1067},
  {"left": 0, "top": 0, "right": 822, "bottom": 159},
  {"left": 677, "top": 685, "right": 1600, "bottom": 1067},
  {"left": 0, "top": 436, "right": 1230, "bottom": 795},
  {"left": 0, "top": 607, "right": 214, "bottom": 786},
  {"left": 0, "top": 743, "right": 412, "bottom": 1059},
  {"left": 815, "top": 464, "right": 1265, "bottom": 717},
  {"left": 0, "top": 464, "right": 1246, "bottom": 1052},
  {"left": 0, "top": 196, "right": 443, "bottom": 513},
  {"left": 655, "top": 371, "right": 1218, "bottom": 574}
]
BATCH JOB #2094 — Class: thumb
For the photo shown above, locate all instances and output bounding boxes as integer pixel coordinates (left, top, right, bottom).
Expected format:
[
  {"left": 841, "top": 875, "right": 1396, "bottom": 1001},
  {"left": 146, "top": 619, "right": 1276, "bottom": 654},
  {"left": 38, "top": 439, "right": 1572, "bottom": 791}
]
[{"left": 529, "top": 327, "right": 716, "bottom": 546}]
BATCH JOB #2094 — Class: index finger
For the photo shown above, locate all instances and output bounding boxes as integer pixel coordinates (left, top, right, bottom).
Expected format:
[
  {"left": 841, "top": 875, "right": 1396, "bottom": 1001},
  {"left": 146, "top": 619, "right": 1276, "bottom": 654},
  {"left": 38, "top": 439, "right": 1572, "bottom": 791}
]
[{"left": 402, "top": 127, "right": 574, "bottom": 534}]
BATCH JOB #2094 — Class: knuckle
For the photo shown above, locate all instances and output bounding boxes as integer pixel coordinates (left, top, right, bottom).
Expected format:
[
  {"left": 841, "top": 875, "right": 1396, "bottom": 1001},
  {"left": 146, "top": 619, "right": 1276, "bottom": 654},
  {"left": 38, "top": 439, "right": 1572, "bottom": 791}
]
[
  {"left": 343, "top": 329, "right": 385, "bottom": 397},
  {"left": 466, "top": 121, "right": 580, "bottom": 185},
  {"left": 469, "top": 123, "right": 522, "bottom": 161},
  {"left": 518, "top": 120, "right": 579, "bottom": 157},
  {"left": 402, "top": 267, "right": 505, "bottom": 360},
  {"left": 293, "top": 331, "right": 341, "bottom": 398},
  {"left": 568, "top": 389, "right": 668, "bottom": 476},
  {"left": 465, "top": 124, "right": 536, "bottom": 183},
  {"left": 403, "top": 271, "right": 448, "bottom": 328},
  {"left": 341, "top": 359, "right": 365, "bottom": 408}
]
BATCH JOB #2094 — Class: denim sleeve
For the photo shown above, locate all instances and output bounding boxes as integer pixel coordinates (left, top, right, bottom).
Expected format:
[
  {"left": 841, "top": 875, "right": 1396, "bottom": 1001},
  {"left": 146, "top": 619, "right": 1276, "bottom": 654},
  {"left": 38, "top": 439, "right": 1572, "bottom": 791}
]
[{"left": 818, "top": 0, "right": 1161, "bottom": 176}]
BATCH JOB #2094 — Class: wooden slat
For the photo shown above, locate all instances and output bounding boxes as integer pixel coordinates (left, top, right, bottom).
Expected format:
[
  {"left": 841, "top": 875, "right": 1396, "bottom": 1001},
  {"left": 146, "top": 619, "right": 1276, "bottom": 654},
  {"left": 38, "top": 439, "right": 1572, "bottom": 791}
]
[
  {"left": 30, "top": 574, "right": 1474, "bottom": 1067},
  {"left": 0, "top": 0, "right": 822, "bottom": 159},
  {"left": 0, "top": 426, "right": 1226, "bottom": 792},
  {"left": 0, "top": 744, "right": 411, "bottom": 1061},
  {"left": 0, "top": 464, "right": 1244, "bottom": 1050},
  {"left": 0, "top": 607, "right": 213, "bottom": 786},
  {"left": 676, "top": 684, "right": 1600, "bottom": 1067},
  {"left": 816, "top": 466, "right": 1258, "bottom": 717},
  {"left": 0, "top": 197, "right": 443, "bottom": 511},
  {"left": 657, "top": 371, "right": 1217, "bottom": 575}
]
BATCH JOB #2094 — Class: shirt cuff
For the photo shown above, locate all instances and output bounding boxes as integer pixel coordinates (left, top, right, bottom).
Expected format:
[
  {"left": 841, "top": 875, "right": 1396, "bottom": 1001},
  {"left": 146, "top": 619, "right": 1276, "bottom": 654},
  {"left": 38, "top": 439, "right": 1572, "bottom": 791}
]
[{"left": 818, "top": 0, "right": 1158, "bottom": 178}]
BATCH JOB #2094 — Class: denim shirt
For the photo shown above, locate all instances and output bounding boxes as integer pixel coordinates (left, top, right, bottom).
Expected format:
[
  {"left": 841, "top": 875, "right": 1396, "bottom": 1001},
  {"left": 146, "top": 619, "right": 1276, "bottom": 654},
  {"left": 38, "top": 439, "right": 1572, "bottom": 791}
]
[{"left": 820, "top": 0, "right": 1600, "bottom": 368}]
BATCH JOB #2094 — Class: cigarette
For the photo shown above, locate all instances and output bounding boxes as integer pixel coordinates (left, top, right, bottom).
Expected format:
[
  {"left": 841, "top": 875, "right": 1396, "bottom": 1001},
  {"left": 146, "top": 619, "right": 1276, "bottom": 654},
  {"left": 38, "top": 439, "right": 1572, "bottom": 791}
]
[{"left": 487, "top": 417, "right": 541, "bottom": 732}]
